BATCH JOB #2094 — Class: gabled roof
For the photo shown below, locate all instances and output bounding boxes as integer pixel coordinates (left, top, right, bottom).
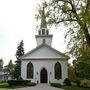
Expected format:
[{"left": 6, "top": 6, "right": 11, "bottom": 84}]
[{"left": 20, "top": 44, "right": 69, "bottom": 60}]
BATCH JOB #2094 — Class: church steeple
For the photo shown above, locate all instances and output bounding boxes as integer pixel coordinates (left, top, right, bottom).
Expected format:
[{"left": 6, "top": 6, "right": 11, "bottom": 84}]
[
  {"left": 40, "top": 6, "right": 47, "bottom": 28},
  {"left": 38, "top": 6, "right": 49, "bottom": 36},
  {"left": 36, "top": 5, "right": 53, "bottom": 46}
]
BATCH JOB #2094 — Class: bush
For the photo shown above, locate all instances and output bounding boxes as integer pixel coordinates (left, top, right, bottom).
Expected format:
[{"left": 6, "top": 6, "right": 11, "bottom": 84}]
[
  {"left": 50, "top": 83, "right": 62, "bottom": 88},
  {"left": 64, "top": 78, "right": 71, "bottom": 86},
  {"left": 8, "top": 80, "right": 31, "bottom": 87},
  {"left": 75, "top": 78, "right": 81, "bottom": 86},
  {"left": 26, "top": 82, "right": 36, "bottom": 86},
  {"left": 19, "top": 77, "right": 23, "bottom": 80},
  {"left": 80, "top": 79, "right": 90, "bottom": 88}
]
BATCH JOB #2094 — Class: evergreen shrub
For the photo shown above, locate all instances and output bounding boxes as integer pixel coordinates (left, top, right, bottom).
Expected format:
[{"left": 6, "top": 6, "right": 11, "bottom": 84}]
[
  {"left": 50, "top": 83, "right": 62, "bottom": 88},
  {"left": 8, "top": 80, "right": 31, "bottom": 86},
  {"left": 64, "top": 78, "right": 71, "bottom": 86}
]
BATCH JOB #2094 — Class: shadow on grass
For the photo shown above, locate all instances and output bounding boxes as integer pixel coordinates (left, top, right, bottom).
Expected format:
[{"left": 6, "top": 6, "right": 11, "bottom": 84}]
[{"left": 62, "top": 85, "right": 90, "bottom": 90}]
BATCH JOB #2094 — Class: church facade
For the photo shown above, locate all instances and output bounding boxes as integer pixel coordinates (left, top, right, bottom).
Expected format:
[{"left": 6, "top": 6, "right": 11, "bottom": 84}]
[{"left": 20, "top": 7, "right": 69, "bottom": 84}]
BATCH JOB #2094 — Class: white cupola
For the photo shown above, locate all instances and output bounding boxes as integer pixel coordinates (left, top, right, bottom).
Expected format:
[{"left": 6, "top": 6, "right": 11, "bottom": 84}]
[{"left": 35, "top": 6, "right": 53, "bottom": 46}]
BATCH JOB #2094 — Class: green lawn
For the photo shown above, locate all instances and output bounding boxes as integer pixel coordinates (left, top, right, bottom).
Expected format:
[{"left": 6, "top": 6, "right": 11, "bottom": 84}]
[
  {"left": 0, "top": 83, "right": 27, "bottom": 89},
  {"left": 0, "top": 82, "right": 36, "bottom": 89},
  {"left": 62, "top": 85, "right": 90, "bottom": 90},
  {"left": 0, "top": 83, "right": 9, "bottom": 88}
]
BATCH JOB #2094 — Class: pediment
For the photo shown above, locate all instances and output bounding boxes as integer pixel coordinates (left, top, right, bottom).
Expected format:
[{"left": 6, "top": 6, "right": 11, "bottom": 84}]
[{"left": 20, "top": 44, "right": 69, "bottom": 60}]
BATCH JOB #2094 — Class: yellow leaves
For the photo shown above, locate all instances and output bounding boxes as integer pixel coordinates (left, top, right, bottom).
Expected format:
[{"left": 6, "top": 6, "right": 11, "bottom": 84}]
[
  {"left": 63, "top": 2, "right": 69, "bottom": 12},
  {"left": 84, "top": 11, "right": 90, "bottom": 24}
]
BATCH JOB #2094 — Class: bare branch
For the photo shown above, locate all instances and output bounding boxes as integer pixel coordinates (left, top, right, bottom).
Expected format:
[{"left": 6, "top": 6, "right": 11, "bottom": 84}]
[
  {"left": 49, "top": 0, "right": 71, "bottom": 7},
  {"left": 56, "top": 19, "right": 77, "bottom": 24},
  {"left": 76, "top": 0, "right": 80, "bottom": 7}
]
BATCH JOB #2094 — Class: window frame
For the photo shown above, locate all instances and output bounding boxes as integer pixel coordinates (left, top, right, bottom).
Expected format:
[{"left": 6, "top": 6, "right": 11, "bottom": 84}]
[
  {"left": 27, "top": 62, "right": 33, "bottom": 79},
  {"left": 55, "top": 62, "right": 62, "bottom": 80}
]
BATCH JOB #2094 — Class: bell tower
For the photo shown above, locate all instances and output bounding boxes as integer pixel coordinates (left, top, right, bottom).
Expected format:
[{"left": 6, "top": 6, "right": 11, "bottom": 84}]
[{"left": 35, "top": 6, "right": 53, "bottom": 46}]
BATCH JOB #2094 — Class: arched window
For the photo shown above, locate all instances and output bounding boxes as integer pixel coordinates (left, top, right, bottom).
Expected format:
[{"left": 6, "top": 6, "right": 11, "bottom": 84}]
[
  {"left": 55, "top": 62, "right": 62, "bottom": 79},
  {"left": 27, "top": 62, "right": 33, "bottom": 78},
  {"left": 42, "top": 29, "right": 45, "bottom": 35}
]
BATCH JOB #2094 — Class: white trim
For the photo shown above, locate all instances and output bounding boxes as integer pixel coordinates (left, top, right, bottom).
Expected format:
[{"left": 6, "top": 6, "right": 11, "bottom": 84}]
[
  {"left": 21, "top": 57, "right": 67, "bottom": 60},
  {"left": 20, "top": 44, "right": 69, "bottom": 60}
]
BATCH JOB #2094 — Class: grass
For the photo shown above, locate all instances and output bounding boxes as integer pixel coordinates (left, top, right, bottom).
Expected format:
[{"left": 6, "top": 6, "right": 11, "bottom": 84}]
[
  {"left": 0, "top": 82, "right": 36, "bottom": 89},
  {"left": 0, "top": 83, "right": 9, "bottom": 88},
  {"left": 62, "top": 85, "right": 90, "bottom": 90},
  {"left": 50, "top": 83, "right": 90, "bottom": 90}
]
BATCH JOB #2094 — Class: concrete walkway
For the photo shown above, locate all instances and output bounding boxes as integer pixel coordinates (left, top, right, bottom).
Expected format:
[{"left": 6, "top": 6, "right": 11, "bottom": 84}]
[{"left": 0, "top": 84, "right": 64, "bottom": 90}]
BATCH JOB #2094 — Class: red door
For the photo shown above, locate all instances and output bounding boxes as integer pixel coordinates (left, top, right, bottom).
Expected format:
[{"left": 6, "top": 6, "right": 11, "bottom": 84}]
[{"left": 40, "top": 68, "right": 48, "bottom": 83}]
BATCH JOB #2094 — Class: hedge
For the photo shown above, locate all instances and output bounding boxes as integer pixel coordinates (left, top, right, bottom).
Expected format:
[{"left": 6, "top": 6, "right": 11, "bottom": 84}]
[
  {"left": 26, "top": 82, "right": 36, "bottom": 86},
  {"left": 8, "top": 80, "right": 31, "bottom": 86},
  {"left": 50, "top": 83, "right": 62, "bottom": 88},
  {"left": 63, "top": 78, "right": 71, "bottom": 86}
]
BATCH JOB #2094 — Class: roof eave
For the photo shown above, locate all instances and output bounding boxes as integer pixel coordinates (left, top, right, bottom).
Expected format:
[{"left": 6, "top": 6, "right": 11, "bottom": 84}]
[{"left": 20, "top": 57, "right": 69, "bottom": 60}]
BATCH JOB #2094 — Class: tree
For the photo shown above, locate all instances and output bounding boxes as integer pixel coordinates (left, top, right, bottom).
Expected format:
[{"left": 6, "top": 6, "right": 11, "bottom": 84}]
[
  {"left": 7, "top": 60, "right": 14, "bottom": 71},
  {"left": 68, "top": 64, "right": 76, "bottom": 81},
  {"left": 74, "top": 50, "right": 90, "bottom": 79},
  {"left": 36, "top": 0, "right": 90, "bottom": 58},
  {"left": 36, "top": 1, "right": 90, "bottom": 79},
  {"left": 0, "top": 59, "right": 4, "bottom": 70},
  {"left": 5, "top": 60, "right": 15, "bottom": 79},
  {"left": 75, "top": 62, "right": 90, "bottom": 79},
  {"left": 14, "top": 40, "right": 24, "bottom": 80}
]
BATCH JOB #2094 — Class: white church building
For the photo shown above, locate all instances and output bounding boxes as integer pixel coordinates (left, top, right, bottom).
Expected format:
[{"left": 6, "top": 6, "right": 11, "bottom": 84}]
[{"left": 20, "top": 7, "right": 69, "bottom": 84}]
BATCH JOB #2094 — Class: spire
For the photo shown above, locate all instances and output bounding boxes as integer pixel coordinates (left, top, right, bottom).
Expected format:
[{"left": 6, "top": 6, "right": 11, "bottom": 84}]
[
  {"left": 38, "top": 5, "right": 49, "bottom": 36},
  {"left": 36, "top": 5, "right": 53, "bottom": 46},
  {"left": 40, "top": 6, "right": 47, "bottom": 28}
]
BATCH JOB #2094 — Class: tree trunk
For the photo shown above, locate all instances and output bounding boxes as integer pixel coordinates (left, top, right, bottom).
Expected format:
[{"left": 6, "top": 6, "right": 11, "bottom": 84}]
[{"left": 83, "top": 24, "right": 90, "bottom": 47}]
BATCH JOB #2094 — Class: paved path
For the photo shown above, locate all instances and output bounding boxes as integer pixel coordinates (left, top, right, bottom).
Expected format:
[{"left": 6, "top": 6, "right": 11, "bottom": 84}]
[{"left": 0, "top": 84, "right": 64, "bottom": 90}]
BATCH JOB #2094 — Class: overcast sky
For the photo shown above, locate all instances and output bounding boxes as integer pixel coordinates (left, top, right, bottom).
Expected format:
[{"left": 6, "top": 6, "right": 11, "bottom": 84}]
[{"left": 0, "top": 0, "right": 68, "bottom": 65}]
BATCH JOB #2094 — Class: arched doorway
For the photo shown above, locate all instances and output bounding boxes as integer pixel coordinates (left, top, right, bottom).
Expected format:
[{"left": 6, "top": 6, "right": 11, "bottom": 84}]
[{"left": 40, "top": 68, "right": 48, "bottom": 83}]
